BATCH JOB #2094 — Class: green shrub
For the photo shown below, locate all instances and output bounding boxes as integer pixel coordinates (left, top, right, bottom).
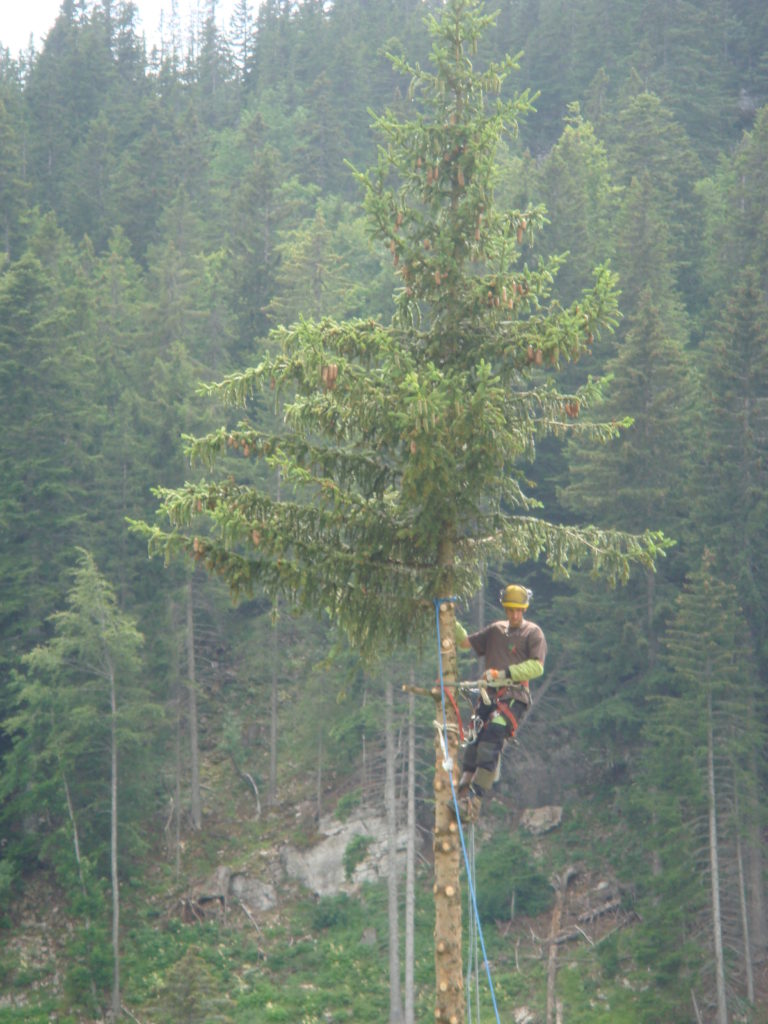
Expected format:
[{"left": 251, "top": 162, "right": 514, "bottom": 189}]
[
  {"left": 335, "top": 788, "right": 362, "bottom": 822},
  {"left": 472, "top": 834, "right": 553, "bottom": 924},
  {"left": 343, "top": 833, "right": 374, "bottom": 879},
  {"left": 310, "top": 892, "right": 353, "bottom": 930}
]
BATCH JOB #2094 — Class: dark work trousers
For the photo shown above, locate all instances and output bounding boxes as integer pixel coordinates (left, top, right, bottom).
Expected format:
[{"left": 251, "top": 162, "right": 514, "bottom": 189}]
[{"left": 460, "top": 700, "right": 528, "bottom": 792}]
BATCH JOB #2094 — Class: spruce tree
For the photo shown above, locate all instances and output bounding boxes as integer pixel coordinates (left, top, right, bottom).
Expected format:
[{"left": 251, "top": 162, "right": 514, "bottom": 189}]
[
  {"left": 694, "top": 269, "right": 768, "bottom": 681},
  {"left": 137, "top": 3, "right": 666, "bottom": 1019},
  {"left": 557, "top": 245, "right": 697, "bottom": 760},
  {"left": 1, "top": 550, "right": 151, "bottom": 1020},
  {"left": 529, "top": 104, "right": 620, "bottom": 307},
  {"left": 628, "top": 554, "right": 765, "bottom": 1019}
]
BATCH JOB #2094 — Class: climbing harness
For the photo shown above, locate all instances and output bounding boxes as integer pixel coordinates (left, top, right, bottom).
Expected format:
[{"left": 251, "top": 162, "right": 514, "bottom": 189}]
[{"left": 434, "top": 598, "right": 502, "bottom": 1024}]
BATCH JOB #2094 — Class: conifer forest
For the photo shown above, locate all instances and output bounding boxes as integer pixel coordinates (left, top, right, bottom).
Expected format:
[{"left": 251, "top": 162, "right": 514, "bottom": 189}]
[{"left": 2, "top": 1, "right": 768, "bottom": 1022}]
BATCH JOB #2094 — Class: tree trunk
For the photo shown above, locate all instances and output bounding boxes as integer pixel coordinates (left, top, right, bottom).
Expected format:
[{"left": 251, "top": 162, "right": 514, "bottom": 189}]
[
  {"left": 316, "top": 730, "right": 323, "bottom": 821},
  {"left": 706, "top": 692, "right": 728, "bottom": 1024},
  {"left": 174, "top": 676, "right": 182, "bottom": 881},
  {"left": 747, "top": 823, "right": 767, "bottom": 954},
  {"left": 269, "top": 602, "right": 279, "bottom": 808},
  {"left": 405, "top": 685, "right": 416, "bottom": 1024},
  {"left": 385, "top": 674, "right": 404, "bottom": 1023},
  {"left": 108, "top": 659, "right": 120, "bottom": 1023},
  {"left": 433, "top": 598, "right": 464, "bottom": 1024},
  {"left": 732, "top": 778, "right": 755, "bottom": 1005},
  {"left": 747, "top": 749, "right": 767, "bottom": 956},
  {"left": 186, "top": 579, "right": 202, "bottom": 830},
  {"left": 61, "top": 769, "right": 86, "bottom": 894},
  {"left": 269, "top": 469, "right": 282, "bottom": 807},
  {"left": 546, "top": 869, "right": 575, "bottom": 1024}
]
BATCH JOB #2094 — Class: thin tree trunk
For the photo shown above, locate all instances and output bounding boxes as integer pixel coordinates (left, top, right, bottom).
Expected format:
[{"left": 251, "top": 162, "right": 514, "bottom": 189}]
[
  {"left": 61, "top": 765, "right": 99, "bottom": 1006},
  {"left": 316, "top": 730, "right": 323, "bottom": 820},
  {"left": 706, "top": 693, "right": 728, "bottom": 1024},
  {"left": 174, "top": 679, "right": 182, "bottom": 880},
  {"left": 405, "top": 686, "right": 416, "bottom": 1024},
  {"left": 385, "top": 674, "right": 404, "bottom": 1023},
  {"left": 747, "top": 749, "right": 767, "bottom": 955},
  {"left": 361, "top": 730, "right": 368, "bottom": 808},
  {"left": 546, "top": 868, "right": 575, "bottom": 1024},
  {"left": 61, "top": 769, "right": 86, "bottom": 894},
  {"left": 268, "top": 470, "right": 282, "bottom": 808},
  {"left": 169, "top": 598, "right": 182, "bottom": 879},
  {"left": 747, "top": 822, "right": 767, "bottom": 953},
  {"left": 646, "top": 570, "right": 657, "bottom": 669},
  {"left": 186, "top": 580, "right": 202, "bottom": 830},
  {"left": 433, "top": 595, "right": 464, "bottom": 1024},
  {"left": 733, "top": 783, "right": 755, "bottom": 1005},
  {"left": 108, "top": 659, "right": 120, "bottom": 1022},
  {"left": 269, "top": 601, "right": 279, "bottom": 807}
]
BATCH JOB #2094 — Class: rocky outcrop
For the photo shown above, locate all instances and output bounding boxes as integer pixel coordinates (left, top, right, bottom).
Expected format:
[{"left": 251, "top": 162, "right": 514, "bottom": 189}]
[
  {"left": 519, "top": 805, "right": 563, "bottom": 835},
  {"left": 280, "top": 812, "right": 408, "bottom": 897}
]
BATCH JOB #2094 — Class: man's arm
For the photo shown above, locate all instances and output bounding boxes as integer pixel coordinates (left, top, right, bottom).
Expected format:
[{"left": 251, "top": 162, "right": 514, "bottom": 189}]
[{"left": 454, "top": 620, "right": 472, "bottom": 650}]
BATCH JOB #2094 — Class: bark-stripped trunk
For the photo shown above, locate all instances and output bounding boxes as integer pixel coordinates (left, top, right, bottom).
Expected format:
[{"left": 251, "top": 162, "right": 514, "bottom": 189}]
[
  {"left": 733, "top": 775, "right": 755, "bottom": 1005},
  {"left": 186, "top": 580, "right": 202, "bottom": 830},
  {"left": 61, "top": 770, "right": 85, "bottom": 893},
  {"left": 108, "top": 657, "right": 120, "bottom": 1022},
  {"left": 546, "top": 868, "right": 575, "bottom": 1024},
  {"left": 385, "top": 675, "right": 404, "bottom": 1022},
  {"left": 735, "top": 818, "right": 755, "bottom": 1005},
  {"left": 269, "top": 601, "right": 279, "bottom": 808},
  {"left": 405, "top": 686, "right": 416, "bottom": 1024},
  {"left": 269, "top": 469, "right": 281, "bottom": 807},
  {"left": 746, "top": 754, "right": 767, "bottom": 955},
  {"left": 433, "top": 594, "right": 464, "bottom": 1024},
  {"left": 706, "top": 692, "right": 727, "bottom": 1024},
  {"left": 747, "top": 821, "right": 767, "bottom": 954}
]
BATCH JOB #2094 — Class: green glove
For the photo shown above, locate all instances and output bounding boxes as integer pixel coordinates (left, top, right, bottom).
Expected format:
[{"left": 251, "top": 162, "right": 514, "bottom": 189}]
[
  {"left": 505, "top": 659, "right": 543, "bottom": 682},
  {"left": 454, "top": 620, "right": 468, "bottom": 646}
]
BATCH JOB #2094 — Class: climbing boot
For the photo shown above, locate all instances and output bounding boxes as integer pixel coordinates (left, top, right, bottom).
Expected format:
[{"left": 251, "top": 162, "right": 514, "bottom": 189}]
[
  {"left": 457, "top": 770, "right": 475, "bottom": 796},
  {"left": 455, "top": 789, "right": 482, "bottom": 825}
]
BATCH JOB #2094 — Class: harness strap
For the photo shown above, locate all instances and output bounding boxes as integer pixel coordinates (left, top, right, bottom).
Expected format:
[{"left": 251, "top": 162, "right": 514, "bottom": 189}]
[
  {"left": 493, "top": 700, "right": 519, "bottom": 737},
  {"left": 471, "top": 696, "right": 519, "bottom": 738},
  {"left": 446, "top": 688, "right": 464, "bottom": 741}
]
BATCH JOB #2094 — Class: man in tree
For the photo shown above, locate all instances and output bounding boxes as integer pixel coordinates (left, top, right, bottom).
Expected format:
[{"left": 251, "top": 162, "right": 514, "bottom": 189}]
[{"left": 454, "top": 584, "right": 546, "bottom": 820}]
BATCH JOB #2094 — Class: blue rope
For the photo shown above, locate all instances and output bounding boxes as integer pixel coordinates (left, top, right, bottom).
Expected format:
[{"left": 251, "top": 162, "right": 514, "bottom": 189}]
[{"left": 434, "top": 598, "right": 502, "bottom": 1024}]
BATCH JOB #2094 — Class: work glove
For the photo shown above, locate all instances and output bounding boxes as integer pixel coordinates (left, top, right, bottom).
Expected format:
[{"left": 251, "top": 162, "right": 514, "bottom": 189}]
[
  {"left": 454, "top": 621, "right": 468, "bottom": 645},
  {"left": 483, "top": 659, "right": 543, "bottom": 684}
]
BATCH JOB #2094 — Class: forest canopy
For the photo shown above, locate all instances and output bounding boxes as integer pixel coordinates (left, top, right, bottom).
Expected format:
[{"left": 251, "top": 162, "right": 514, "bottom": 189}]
[{"left": 1, "top": 1, "right": 768, "bottom": 1022}]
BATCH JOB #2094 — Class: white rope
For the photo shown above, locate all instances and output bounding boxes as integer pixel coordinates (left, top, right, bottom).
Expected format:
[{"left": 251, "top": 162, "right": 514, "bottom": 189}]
[{"left": 434, "top": 719, "right": 455, "bottom": 774}]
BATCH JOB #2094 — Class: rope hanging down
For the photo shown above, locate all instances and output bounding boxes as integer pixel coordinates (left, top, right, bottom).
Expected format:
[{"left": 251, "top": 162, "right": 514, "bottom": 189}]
[{"left": 434, "top": 598, "right": 502, "bottom": 1024}]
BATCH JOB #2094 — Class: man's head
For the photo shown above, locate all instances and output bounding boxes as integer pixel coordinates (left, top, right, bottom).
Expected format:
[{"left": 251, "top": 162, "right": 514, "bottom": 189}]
[{"left": 500, "top": 584, "right": 531, "bottom": 628}]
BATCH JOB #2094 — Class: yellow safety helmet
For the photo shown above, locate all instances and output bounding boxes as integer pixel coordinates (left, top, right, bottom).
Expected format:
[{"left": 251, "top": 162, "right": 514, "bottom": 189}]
[{"left": 500, "top": 584, "right": 532, "bottom": 609}]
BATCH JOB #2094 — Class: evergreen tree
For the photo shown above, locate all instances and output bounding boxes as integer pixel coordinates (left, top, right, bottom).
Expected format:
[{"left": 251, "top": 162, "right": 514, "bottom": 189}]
[
  {"left": 627, "top": 555, "right": 765, "bottom": 1019},
  {"left": 23, "top": 3, "right": 116, "bottom": 222},
  {"left": 264, "top": 198, "right": 394, "bottom": 326},
  {"left": 137, "top": 3, "right": 666, "bottom": 1019},
  {"left": 557, "top": 235, "right": 698, "bottom": 759},
  {"left": 606, "top": 89, "right": 703, "bottom": 313},
  {"left": 0, "top": 93, "right": 28, "bottom": 259},
  {"left": 697, "top": 105, "right": 768, "bottom": 315},
  {"left": 694, "top": 269, "right": 768, "bottom": 681},
  {"left": 0, "top": 215, "right": 101, "bottom": 677},
  {"left": 150, "top": 945, "right": 235, "bottom": 1023},
  {"left": 1, "top": 550, "right": 151, "bottom": 1018},
  {"left": 529, "top": 104, "right": 620, "bottom": 307},
  {"left": 215, "top": 114, "right": 319, "bottom": 354}
]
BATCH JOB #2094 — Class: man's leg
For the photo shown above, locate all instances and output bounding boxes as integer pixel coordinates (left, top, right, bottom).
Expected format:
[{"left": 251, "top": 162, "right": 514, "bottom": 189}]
[
  {"left": 470, "top": 723, "right": 507, "bottom": 796},
  {"left": 455, "top": 723, "right": 506, "bottom": 822}
]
